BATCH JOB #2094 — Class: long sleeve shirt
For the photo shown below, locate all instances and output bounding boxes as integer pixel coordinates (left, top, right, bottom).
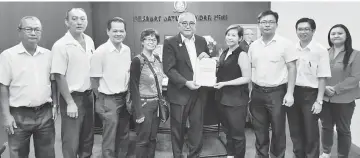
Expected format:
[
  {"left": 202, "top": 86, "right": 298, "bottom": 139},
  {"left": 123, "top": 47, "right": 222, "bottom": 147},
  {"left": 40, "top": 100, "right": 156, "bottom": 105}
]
[{"left": 324, "top": 48, "right": 360, "bottom": 103}]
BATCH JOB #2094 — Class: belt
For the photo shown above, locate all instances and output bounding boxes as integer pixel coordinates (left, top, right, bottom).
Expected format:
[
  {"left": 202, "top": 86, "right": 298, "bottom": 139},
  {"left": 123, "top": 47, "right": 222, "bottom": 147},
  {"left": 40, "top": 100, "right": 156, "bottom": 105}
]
[
  {"left": 71, "top": 89, "right": 92, "bottom": 96},
  {"left": 253, "top": 83, "right": 286, "bottom": 93},
  {"left": 295, "top": 85, "right": 317, "bottom": 91},
  {"left": 10, "top": 102, "right": 51, "bottom": 111}
]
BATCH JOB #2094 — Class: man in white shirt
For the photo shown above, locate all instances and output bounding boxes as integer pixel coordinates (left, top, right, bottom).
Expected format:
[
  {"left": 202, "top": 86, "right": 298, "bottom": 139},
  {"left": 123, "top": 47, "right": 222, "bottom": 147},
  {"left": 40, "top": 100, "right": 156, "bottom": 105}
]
[
  {"left": 90, "top": 17, "right": 131, "bottom": 158},
  {"left": 51, "top": 8, "right": 95, "bottom": 158},
  {"left": 0, "top": 16, "right": 58, "bottom": 158},
  {"left": 248, "top": 10, "right": 297, "bottom": 158},
  {"left": 287, "top": 17, "right": 331, "bottom": 158}
]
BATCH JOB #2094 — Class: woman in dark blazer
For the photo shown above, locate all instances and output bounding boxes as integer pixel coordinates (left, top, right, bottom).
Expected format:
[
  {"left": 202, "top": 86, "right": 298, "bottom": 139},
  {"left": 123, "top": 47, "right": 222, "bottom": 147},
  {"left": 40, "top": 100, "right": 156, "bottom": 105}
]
[
  {"left": 214, "top": 24, "right": 251, "bottom": 158},
  {"left": 320, "top": 24, "right": 360, "bottom": 158}
]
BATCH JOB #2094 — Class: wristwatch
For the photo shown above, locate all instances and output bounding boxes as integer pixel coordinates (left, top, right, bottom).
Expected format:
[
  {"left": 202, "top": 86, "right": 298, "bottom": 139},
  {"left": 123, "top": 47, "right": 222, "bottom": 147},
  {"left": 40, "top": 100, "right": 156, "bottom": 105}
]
[{"left": 316, "top": 100, "right": 323, "bottom": 105}]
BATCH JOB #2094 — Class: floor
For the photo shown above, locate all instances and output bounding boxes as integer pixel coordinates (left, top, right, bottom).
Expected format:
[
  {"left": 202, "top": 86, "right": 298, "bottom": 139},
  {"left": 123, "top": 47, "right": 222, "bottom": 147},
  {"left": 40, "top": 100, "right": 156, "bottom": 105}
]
[{"left": 0, "top": 117, "right": 359, "bottom": 158}]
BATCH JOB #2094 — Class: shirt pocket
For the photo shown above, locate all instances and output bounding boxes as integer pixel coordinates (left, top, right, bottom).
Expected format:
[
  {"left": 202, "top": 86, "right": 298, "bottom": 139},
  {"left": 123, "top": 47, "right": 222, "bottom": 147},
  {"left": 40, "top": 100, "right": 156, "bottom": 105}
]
[
  {"left": 267, "top": 53, "right": 282, "bottom": 64},
  {"left": 303, "top": 58, "right": 318, "bottom": 76},
  {"left": 269, "top": 57, "right": 281, "bottom": 63},
  {"left": 266, "top": 55, "right": 282, "bottom": 69},
  {"left": 333, "top": 60, "right": 345, "bottom": 70},
  {"left": 335, "top": 60, "right": 352, "bottom": 75}
]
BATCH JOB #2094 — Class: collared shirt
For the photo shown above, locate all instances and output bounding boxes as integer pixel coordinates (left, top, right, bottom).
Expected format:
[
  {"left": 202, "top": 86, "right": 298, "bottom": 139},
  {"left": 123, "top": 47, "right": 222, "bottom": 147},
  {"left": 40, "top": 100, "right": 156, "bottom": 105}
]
[
  {"left": 90, "top": 39, "right": 131, "bottom": 94},
  {"left": 51, "top": 31, "right": 95, "bottom": 93},
  {"left": 295, "top": 40, "right": 331, "bottom": 88},
  {"left": 249, "top": 34, "right": 298, "bottom": 87},
  {"left": 0, "top": 42, "right": 52, "bottom": 107},
  {"left": 324, "top": 48, "right": 360, "bottom": 103},
  {"left": 181, "top": 34, "right": 197, "bottom": 75}
]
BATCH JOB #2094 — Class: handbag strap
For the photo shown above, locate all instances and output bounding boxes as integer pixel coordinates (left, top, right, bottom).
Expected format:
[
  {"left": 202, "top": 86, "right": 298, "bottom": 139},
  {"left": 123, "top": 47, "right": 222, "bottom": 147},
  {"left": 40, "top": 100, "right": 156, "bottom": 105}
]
[{"left": 140, "top": 53, "right": 162, "bottom": 98}]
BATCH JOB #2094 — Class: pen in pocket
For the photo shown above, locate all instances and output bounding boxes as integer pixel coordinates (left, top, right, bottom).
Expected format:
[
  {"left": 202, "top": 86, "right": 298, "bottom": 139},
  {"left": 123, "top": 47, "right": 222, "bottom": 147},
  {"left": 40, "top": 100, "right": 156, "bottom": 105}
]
[{"left": 309, "top": 62, "right": 311, "bottom": 67}]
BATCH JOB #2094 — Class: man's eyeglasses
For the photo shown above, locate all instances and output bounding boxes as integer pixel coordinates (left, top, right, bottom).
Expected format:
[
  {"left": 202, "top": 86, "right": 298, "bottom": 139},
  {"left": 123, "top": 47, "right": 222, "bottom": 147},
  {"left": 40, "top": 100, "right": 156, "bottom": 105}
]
[
  {"left": 259, "top": 21, "right": 277, "bottom": 25},
  {"left": 179, "top": 21, "right": 196, "bottom": 27},
  {"left": 297, "top": 28, "right": 312, "bottom": 32},
  {"left": 19, "top": 27, "right": 42, "bottom": 34},
  {"left": 144, "top": 38, "right": 157, "bottom": 43}
]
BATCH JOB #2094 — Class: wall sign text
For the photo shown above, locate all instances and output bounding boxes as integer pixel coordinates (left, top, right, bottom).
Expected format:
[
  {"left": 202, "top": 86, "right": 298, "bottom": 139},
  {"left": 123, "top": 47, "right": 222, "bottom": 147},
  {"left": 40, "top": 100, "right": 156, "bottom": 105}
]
[{"left": 133, "top": 14, "right": 228, "bottom": 22}]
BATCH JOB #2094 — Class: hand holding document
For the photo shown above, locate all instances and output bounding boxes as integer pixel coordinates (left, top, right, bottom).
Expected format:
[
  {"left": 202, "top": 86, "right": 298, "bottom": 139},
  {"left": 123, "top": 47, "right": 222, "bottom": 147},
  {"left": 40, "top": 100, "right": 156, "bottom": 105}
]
[{"left": 194, "top": 58, "right": 217, "bottom": 87}]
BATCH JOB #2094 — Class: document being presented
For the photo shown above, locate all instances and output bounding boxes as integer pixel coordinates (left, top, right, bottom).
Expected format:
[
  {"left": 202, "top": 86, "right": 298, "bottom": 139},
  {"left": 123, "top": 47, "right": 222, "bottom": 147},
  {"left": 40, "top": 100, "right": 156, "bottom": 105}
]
[{"left": 194, "top": 58, "right": 217, "bottom": 87}]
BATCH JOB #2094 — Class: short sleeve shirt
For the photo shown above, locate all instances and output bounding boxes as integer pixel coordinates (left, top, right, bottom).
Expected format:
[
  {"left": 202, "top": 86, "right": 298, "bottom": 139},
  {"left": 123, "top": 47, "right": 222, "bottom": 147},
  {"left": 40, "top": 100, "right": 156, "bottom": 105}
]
[
  {"left": 51, "top": 31, "right": 95, "bottom": 93},
  {"left": 90, "top": 40, "right": 131, "bottom": 94},
  {"left": 0, "top": 42, "right": 53, "bottom": 107},
  {"left": 249, "top": 34, "right": 298, "bottom": 87},
  {"left": 295, "top": 40, "right": 331, "bottom": 88}
]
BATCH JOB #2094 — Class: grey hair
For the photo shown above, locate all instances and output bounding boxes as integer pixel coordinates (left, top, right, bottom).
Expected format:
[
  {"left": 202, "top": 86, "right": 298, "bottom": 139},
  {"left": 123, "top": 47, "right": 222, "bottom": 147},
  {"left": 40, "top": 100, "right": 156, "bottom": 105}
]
[
  {"left": 65, "top": 8, "right": 86, "bottom": 21},
  {"left": 18, "top": 16, "right": 41, "bottom": 29},
  {"left": 178, "top": 12, "right": 196, "bottom": 23}
]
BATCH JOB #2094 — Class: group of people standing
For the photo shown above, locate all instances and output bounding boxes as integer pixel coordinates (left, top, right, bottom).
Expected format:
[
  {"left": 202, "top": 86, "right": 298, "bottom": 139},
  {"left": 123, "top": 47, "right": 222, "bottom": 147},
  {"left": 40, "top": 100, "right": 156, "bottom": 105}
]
[
  {"left": 0, "top": 7, "right": 358, "bottom": 158},
  {"left": 214, "top": 10, "right": 359, "bottom": 158}
]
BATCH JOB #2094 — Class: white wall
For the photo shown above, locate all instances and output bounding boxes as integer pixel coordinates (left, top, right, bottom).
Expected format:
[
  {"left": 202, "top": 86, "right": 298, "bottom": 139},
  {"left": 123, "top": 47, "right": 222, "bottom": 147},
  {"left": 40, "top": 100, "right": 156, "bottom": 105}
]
[{"left": 272, "top": 1, "right": 360, "bottom": 147}]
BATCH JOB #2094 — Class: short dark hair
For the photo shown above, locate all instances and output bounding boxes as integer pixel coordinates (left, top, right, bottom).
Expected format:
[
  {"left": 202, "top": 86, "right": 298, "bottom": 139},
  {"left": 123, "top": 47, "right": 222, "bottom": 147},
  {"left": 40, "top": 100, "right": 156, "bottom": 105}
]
[
  {"left": 140, "top": 28, "right": 160, "bottom": 45},
  {"left": 295, "top": 17, "right": 316, "bottom": 30},
  {"left": 107, "top": 17, "right": 126, "bottom": 31},
  {"left": 257, "top": 10, "right": 279, "bottom": 23},
  {"left": 65, "top": 8, "right": 86, "bottom": 21},
  {"left": 225, "top": 24, "right": 244, "bottom": 38}
]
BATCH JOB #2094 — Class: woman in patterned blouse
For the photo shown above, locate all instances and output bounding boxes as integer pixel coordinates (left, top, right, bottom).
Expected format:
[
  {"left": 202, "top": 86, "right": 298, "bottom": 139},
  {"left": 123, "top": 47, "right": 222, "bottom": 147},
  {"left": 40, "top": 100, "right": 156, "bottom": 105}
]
[{"left": 129, "top": 28, "right": 163, "bottom": 158}]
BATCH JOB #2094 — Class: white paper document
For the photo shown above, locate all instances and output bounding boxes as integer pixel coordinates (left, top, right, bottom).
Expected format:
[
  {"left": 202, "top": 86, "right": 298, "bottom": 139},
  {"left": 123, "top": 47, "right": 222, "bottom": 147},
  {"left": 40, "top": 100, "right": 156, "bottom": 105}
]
[{"left": 194, "top": 58, "right": 217, "bottom": 87}]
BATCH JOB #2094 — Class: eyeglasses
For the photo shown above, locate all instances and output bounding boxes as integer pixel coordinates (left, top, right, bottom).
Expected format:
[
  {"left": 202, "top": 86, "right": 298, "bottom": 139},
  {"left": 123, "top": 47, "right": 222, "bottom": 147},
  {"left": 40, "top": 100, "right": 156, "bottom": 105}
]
[
  {"left": 259, "top": 21, "right": 276, "bottom": 25},
  {"left": 297, "top": 28, "right": 312, "bottom": 32},
  {"left": 179, "top": 21, "right": 196, "bottom": 27},
  {"left": 19, "top": 27, "right": 42, "bottom": 33},
  {"left": 144, "top": 38, "right": 157, "bottom": 43}
]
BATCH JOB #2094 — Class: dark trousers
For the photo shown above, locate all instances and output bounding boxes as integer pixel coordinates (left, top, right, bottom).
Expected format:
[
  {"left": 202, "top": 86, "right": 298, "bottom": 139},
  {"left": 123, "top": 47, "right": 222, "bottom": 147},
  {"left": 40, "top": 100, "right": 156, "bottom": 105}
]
[
  {"left": 8, "top": 103, "right": 55, "bottom": 158},
  {"left": 217, "top": 103, "right": 247, "bottom": 158},
  {"left": 249, "top": 84, "right": 287, "bottom": 158},
  {"left": 287, "top": 86, "right": 319, "bottom": 158},
  {"left": 320, "top": 101, "right": 355, "bottom": 158},
  {"left": 170, "top": 90, "right": 207, "bottom": 158},
  {"left": 60, "top": 91, "right": 94, "bottom": 158},
  {"left": 135, "top": 99, "right": 160, "bottom": 158},
  {"left": 96, "top": 93, "right": 130, "bottom": 158}
]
